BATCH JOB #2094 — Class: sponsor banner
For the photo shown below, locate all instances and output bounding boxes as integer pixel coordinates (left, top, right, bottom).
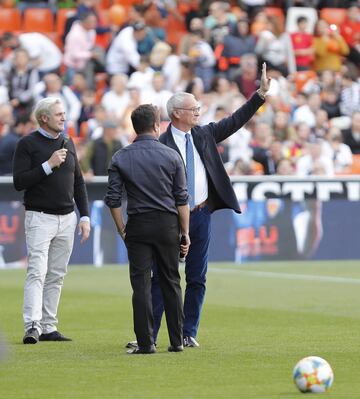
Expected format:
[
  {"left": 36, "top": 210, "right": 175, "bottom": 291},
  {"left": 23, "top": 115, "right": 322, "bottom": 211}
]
[
  {"left": 232, "top": 178, "right": 360, "bottom": 202},
  {"left": 1, "top": 176, "right": 359, "bottom": 266}
]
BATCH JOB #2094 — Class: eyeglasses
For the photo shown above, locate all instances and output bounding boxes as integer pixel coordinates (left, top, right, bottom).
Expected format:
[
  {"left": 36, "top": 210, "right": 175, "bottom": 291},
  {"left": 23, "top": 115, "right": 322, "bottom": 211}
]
[{"left": 174, "top": 106, "right": 201, "bottom": 114}]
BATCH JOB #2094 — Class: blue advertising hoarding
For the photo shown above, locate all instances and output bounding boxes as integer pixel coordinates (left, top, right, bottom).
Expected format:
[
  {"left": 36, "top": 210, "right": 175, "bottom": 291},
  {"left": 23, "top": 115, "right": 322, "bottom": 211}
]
[{"left": 0, "top": 176, "right": 359, "bottom": 266}]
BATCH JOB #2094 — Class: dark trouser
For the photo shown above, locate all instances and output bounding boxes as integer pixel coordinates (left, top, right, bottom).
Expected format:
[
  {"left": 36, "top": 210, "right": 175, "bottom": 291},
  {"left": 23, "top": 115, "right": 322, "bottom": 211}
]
[
  {"left": 152, "top": 206, "right": 211, "bottom": 340},
  {"left": 125, "top": 211, "right": 184, "bottom": 348}
]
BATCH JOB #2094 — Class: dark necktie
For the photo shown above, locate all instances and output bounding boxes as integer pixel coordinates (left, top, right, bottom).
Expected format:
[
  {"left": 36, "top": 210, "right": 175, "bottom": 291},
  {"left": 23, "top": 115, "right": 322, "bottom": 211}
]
[{"left": 185, "top": 133, "right": 195, "bottom": 209}]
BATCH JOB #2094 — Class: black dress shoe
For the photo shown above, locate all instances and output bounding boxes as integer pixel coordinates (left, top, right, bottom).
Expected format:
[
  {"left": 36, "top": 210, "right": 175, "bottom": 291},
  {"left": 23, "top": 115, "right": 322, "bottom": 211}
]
[
  {"left": 127, "top": 345, "right": 156, "bottom": 354},
  {"left": 168, "top": 344, "right": 184, "bottom": 352},
  {"left": 125, "top": 340, "right": 138, "bottom": 349},
  {"left": 39, "top": 331, "right": 72, "bottom": 341},
  {"left": 23, "top": 328, "right": 39, "bottom": 344},
  {"left": 125, "top": 340, "right": 157, "bottom": 349}
]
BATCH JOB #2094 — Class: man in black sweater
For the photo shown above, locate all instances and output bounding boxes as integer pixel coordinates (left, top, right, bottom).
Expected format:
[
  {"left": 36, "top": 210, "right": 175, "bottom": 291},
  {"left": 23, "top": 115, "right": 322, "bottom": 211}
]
[{"left": 13, "top": 97, "right": 91, "bottom": 344}]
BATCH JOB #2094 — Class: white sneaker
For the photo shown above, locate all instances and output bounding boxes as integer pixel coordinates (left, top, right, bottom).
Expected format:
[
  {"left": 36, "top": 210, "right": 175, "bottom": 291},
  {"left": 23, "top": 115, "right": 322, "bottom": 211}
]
[{"left": 183, "top": 336, "right": 200, "bottom": 347}]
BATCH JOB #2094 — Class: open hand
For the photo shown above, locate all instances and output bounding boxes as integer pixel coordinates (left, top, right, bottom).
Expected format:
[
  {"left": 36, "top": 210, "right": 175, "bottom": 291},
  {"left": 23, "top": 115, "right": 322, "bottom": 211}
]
[{"left": 259, "top": 62, "right": 271, "bottom": 95}]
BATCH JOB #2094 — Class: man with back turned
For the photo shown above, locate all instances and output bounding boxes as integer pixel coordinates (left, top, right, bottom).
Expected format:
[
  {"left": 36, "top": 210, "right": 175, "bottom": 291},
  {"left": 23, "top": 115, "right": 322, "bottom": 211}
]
[
  {"left": 104, "top": 104, "right": 190, "bottom": 354},
  {"left": 13, "top": 97, "right": 91, "bottom": 344}
]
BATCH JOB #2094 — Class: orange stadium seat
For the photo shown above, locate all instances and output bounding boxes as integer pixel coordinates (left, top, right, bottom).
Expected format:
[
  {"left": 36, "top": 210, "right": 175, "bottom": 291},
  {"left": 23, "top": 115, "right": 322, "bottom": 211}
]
[
  {"left": 23, "top": 8, "right": 54, "bottom": 32},
  {"left": 0, "top": 0, "right": 16, "bottom": 7},
  {"left": 165, "top": 13, "right": 187, "bottom": 48},
  {"left": 97, "top": 8, "right": 110, "bottom": 25},
  {"left": 112, "top": 0, "right": 139, "bottom": 6},
  {"left": 56, "top": 8, "right": 76, "bottom": 38},
  {"left": 96, "top": 9, "right": 112, "bottom": 48},
  {"left": 319, "top": 8, "right": 347, "bottom": 25},
  {"left": 294, "top": 70, "right": 317, "bottom": 93},
  {"left": 56, "top": 8, "right": 76, "bottom": 48},
  {"left": 350, "top": 154, "right": 360, "bottom": 175},
  {"left": 0, "top": 8, "right": 21, "bottom": 33},
  {"left": 99, "top": 0, "right": 111, "bottom": 8}
]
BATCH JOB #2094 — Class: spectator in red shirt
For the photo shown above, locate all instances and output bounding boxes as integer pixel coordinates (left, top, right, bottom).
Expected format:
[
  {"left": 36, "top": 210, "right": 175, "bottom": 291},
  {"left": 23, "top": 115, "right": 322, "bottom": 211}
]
[
  {"left": 290, "top": 16, "right": 314, "bottom": 71},
  {"left": 340, "top": 3, "right": 360, "bottom": 68}
]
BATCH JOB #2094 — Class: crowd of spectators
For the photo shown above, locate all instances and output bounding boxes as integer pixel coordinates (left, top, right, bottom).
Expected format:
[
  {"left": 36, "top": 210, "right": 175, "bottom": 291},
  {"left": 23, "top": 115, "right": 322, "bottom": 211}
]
[{"left": 0, "top": 0, "right": 359, "bottom": 178}]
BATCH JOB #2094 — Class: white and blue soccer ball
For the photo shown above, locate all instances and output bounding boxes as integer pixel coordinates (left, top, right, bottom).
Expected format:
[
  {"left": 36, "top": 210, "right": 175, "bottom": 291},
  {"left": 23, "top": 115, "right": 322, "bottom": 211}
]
[{"left": 293, "top": 356, "right": 334, "bottom": 393}]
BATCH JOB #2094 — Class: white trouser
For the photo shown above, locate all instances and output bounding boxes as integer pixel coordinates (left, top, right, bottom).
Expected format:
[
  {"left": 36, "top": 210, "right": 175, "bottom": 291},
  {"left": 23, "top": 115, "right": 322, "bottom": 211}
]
[{"left": 23, "top": 211, "right": 77, "bottom": 334}]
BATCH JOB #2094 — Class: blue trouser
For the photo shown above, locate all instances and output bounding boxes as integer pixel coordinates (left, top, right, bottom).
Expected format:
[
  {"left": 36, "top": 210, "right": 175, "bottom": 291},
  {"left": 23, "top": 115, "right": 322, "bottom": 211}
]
[{"left": 152, "top": 206, "right": 211, "bottom": 340}]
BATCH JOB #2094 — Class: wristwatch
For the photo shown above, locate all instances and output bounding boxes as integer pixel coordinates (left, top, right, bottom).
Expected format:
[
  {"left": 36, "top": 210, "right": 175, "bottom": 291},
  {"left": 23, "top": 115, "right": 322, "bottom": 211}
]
[{"left": 257, "top": 89, "right": 266, "bottom": 100}]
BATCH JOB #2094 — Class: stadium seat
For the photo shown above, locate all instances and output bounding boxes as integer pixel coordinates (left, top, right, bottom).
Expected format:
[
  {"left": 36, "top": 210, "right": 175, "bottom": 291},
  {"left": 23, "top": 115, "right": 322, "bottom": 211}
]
[
  {"left": 294, "top": 70, "right": 317, "bottom": 93},
  {"left": 96, "top": 9, "right": 111, "bottom": 49},
  {"left": 350, "top": 154, "right": 360, "bottom": 175},
  {"left": 56, "top": 8, "right": 76, "bottom": 48},
  {"left": 0, "top": 8, "right": 21, "bottom": 33},
  {"left": 23, "top": 8, "right": 54, "bottom": 32},
  {"left": 165, "top": 13, "right": 187, "bottom": 48},
  {"left": 56, "top": 8, "right": 76, "bottom": 38},
  {"left": 112, "top": 0, "right": 138, "bottom": 6},
  {"left": 231, "top": 6, "right": 247, "bottom": 20},
  {"left": 99, "top": 0, "right": 111, "bottom": 8},
  {"left": 97, "top": 8, "right": 110, "bottom": 25},
  {"left": 0, "top": 0, "right": 16, "bottom": 7},
  {"left": 286, "top": 7, "right": 318, "bottom": 33},
  {"left": 319, "top": 8, "right": 347, "bottom": 26}
]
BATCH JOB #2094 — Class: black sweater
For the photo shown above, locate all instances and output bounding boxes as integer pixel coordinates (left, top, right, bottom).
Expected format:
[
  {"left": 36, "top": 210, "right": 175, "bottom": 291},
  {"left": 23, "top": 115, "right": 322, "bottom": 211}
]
[{"left": 13, "top": 131, "right": 89, "bottom": 217}]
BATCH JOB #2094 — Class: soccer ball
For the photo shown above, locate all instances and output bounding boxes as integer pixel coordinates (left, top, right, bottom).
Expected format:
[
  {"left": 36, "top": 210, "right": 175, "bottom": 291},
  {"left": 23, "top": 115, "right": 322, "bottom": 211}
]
[{"left": 293, "top": 356, "right": 334, "bottom": 393}]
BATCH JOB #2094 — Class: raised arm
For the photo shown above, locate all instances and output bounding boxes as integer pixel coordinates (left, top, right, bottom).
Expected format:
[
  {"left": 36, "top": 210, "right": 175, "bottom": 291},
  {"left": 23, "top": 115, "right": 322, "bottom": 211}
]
[{"left": 210, "top": 63, "right": 271, "bottom": 143}]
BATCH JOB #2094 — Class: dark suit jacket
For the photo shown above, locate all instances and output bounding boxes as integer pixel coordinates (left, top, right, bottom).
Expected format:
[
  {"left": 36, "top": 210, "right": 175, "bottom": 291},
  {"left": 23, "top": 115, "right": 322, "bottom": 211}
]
[{"left": 159, "top": 91, "right": 265, "bottom": 214}]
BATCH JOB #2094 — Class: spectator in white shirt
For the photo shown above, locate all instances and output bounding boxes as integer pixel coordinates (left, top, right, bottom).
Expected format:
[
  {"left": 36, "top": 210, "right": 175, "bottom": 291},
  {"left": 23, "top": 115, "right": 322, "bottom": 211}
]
[
  {"left": 106, "top": 22, "right": 146, "bottom": 75},
  {"left": 128, "top": 56, "right": 154, "bottom": 92},
  {"left": 142, "top": 72, "right": 172, "bottom": 121},
  {"left": 149, "top": 41, "right": 181, "bottom": 92},
  {"left": 323, "top": 126, "right": 353, "bottom": 174},
  {"left": 101, "top": 73, "right": 130, "bottom": 121},
  {"left": 254, "top": 15, "right": 296, "bottom": 76},
  {"left": 296, "top": 139, "right": 334, "bottom": 176},
  {"left": 2, "top": 31, "right": 62, "bottom": 78},
  {"left": 293, "top": 92, "right": 322, "bottom": 128}
]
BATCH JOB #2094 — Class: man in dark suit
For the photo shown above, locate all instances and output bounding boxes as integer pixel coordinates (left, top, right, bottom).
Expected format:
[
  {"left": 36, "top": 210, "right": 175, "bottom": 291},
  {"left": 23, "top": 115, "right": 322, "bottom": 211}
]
[
  {"left": 104, "top": 104, "right": 190, "bottom": 354},
  {"left": 152, "top": 63, "right": 271, "bottom": 347}
]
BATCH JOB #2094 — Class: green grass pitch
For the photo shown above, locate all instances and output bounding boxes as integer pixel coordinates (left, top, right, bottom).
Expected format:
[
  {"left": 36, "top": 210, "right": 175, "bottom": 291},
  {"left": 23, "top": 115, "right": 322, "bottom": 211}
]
[{"left": 1, "top": 261, "right": 360, "bottom": 399}]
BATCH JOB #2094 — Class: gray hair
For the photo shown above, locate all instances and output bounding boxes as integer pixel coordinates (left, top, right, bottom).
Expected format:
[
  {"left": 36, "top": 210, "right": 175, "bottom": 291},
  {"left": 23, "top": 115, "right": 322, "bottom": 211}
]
[
  {"left": 34, "top": 97, "right": 63, "bottom": 124},
  {"left": 166, "top": 92, "right": 195, "bottom": 118}
]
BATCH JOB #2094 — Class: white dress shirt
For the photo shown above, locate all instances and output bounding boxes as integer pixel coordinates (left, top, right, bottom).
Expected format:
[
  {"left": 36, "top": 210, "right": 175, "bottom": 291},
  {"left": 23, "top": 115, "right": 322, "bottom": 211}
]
[
  {"left": 171, "top": 126, "right": 208, "bottom": 206},
  {"left": 106, "top": 26, "right": 140, "bottom": 75}
]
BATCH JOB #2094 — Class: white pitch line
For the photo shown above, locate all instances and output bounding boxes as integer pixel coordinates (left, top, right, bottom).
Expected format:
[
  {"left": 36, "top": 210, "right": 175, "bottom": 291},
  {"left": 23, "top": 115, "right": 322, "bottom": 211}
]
[{"left": 209, "top": 268, "right": 360, "bottom": 285}]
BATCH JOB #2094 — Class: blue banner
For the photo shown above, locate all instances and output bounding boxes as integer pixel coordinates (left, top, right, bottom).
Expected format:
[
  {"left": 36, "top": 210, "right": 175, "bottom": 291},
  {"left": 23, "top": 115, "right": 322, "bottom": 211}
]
[{"left": 1, "top": 176, "right": 360, "bottom": 266}]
